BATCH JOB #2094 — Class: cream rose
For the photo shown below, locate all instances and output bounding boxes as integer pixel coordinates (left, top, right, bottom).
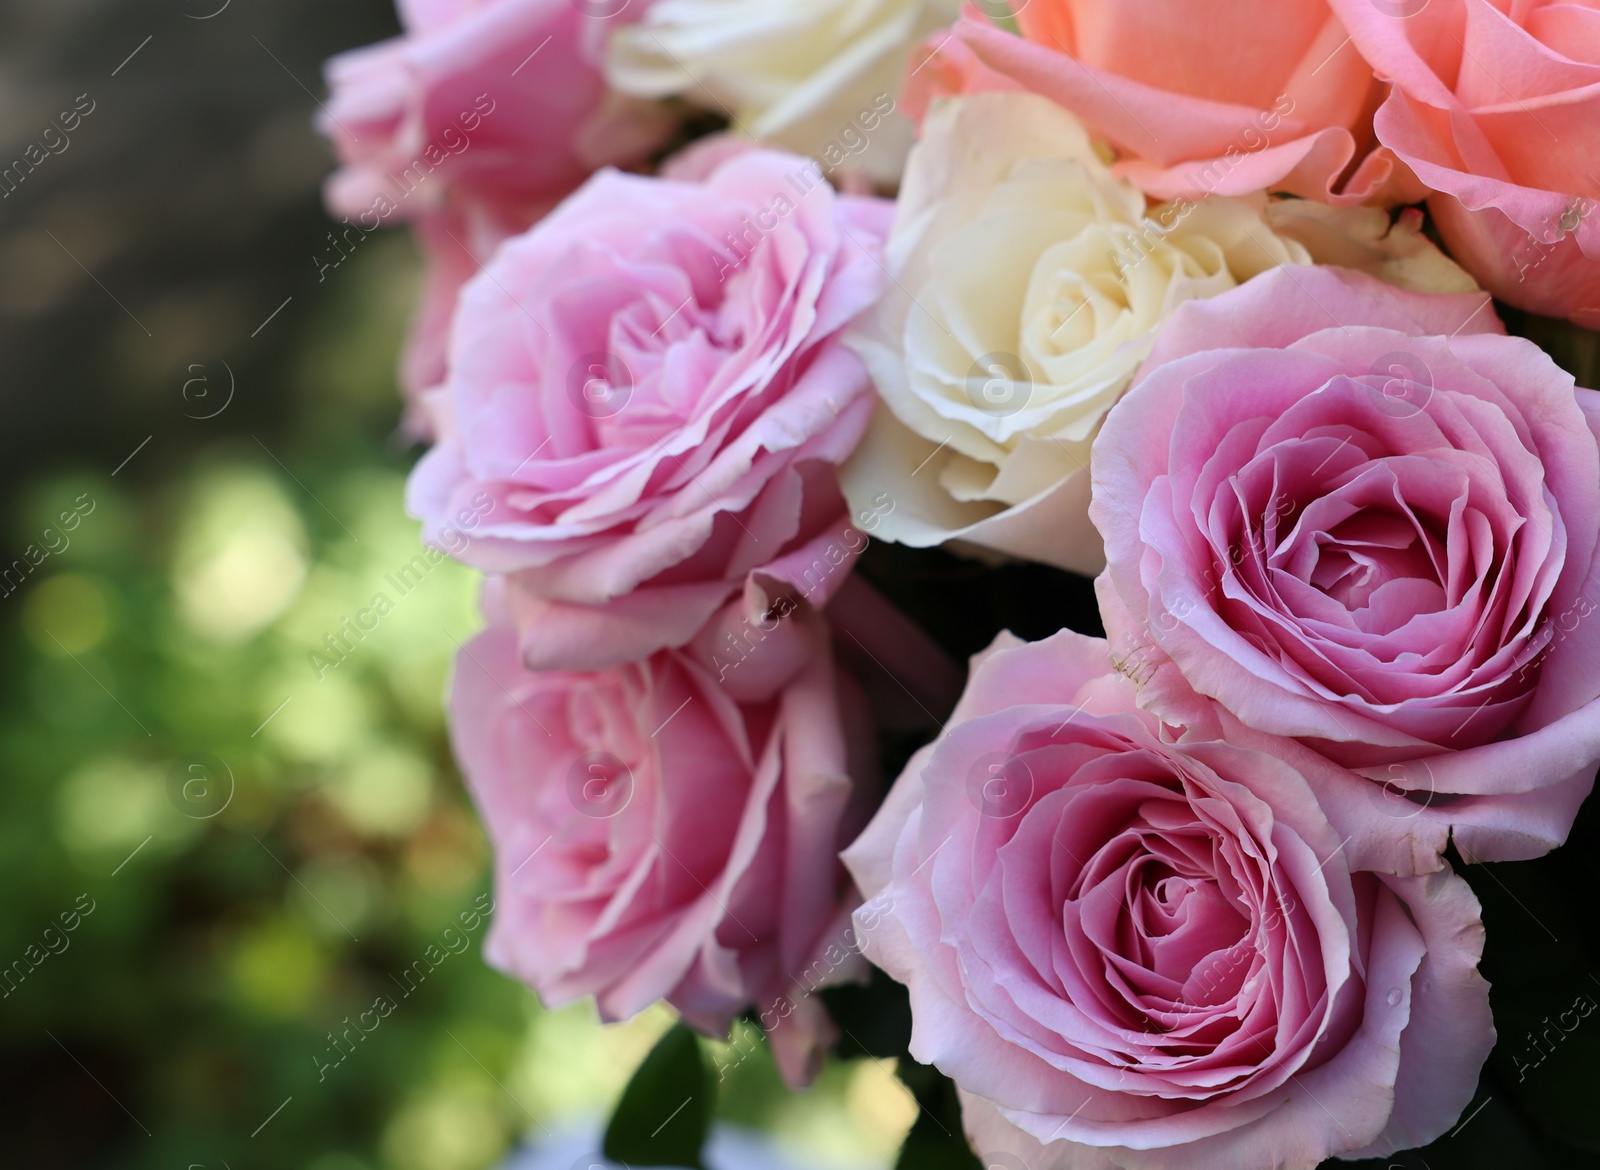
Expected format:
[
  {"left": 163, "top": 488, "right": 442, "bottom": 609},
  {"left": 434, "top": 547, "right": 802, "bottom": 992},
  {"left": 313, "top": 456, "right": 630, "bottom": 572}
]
[
  {"left": 606, "top": 0, "right": 958, "bottom": 184},
  {"left": 842, "top": 91, "right": 1476, "bottom": 576}
]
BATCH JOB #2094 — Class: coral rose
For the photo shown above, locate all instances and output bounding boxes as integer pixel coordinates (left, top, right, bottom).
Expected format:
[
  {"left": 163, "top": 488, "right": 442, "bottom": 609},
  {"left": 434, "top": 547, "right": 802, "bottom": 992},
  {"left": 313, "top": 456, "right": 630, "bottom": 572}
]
[
  {"left": 906, "top": 0, "right": 1405, "bottom": 204},
  {"left": 1327, "top": 0, "right": 1600, "bottom": 326}
]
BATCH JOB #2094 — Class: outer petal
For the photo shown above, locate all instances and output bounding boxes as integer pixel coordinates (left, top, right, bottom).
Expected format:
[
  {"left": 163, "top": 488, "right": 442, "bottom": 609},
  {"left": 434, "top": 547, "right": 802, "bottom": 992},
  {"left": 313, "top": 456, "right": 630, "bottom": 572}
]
[
  {"left": 1429, "top": 192, "right": 1600, "bottom": 329},
  {"left": 1324, "top": 0, "right": 1600, "bottom": 325},
  {"left": 508, "top": 578, "right": 734, "bottom": 672},
  {"left": 1130, "top": 265, "right": 1501, "bottom": 380},
  {"left": 1346, "top": 869, "right": 1494, "bottom": 1158}
]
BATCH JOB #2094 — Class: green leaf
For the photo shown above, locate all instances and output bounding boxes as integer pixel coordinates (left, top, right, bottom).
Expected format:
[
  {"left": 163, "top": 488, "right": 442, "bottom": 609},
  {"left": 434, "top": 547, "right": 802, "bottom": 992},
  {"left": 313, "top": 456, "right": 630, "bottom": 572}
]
[{"left": 603, "top": 1023, "right": 712, "bottom": 1169}]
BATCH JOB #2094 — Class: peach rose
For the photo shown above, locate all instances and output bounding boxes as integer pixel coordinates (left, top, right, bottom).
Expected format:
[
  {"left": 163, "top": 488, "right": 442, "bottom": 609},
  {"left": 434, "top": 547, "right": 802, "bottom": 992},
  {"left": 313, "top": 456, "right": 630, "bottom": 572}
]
[
  {"left": 906, "top": 0, "right": 1410, "bottom": 205},
  {"left": 1327, "top": 0, "right": 1600, "bottom": 326}
]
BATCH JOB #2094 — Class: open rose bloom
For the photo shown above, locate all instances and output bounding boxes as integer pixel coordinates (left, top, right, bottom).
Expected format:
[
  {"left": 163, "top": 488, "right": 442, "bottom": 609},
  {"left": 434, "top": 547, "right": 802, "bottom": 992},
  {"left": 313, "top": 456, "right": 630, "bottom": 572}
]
[
  {"left": 408, "top": 150, "right": 892, "bottom": 671},
  {"left": 452, "top": 582, "right": 877, "bottom": 1087},
  {"left": 845, "top": 630, "right": 1493, "bottom": 1168},
  {"left": 1093, "top": 266, "right": 1600, "bottom": 867}
]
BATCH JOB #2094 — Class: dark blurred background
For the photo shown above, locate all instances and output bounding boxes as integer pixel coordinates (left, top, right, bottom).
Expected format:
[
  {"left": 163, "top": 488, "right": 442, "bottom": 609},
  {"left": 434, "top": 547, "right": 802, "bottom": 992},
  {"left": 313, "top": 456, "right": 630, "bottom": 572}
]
[{"left": 0, "top": 0, "right": 399, "bottom": 492}]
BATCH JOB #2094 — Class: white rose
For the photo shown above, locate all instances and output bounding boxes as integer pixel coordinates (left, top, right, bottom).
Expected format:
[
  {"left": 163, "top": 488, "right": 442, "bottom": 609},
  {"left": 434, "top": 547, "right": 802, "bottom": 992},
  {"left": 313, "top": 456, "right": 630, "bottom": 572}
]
[
  {"left": 842, "top": 92, "right": 1475, "bottom": 575},
  {"left": 606, "top": 0, "right": 959, "bottom": 184}
]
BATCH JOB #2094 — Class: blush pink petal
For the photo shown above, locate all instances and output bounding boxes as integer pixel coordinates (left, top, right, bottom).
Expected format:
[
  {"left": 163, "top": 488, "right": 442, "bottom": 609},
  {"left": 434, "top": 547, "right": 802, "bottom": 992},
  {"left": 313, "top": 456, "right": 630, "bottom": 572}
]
[
  {"left": 400, "top": 199, "right": 553, "bottom": 441},
  {"left": 509, "top": 579, "right": 735, "bottom": 672},
  {"left": 1347, "top": 870, "right": 1495, "bottom": 1158},
  {"left": 1133, "top": 265, "right": 1501, "bottom": 377},
  {"left": 505, "top": 472, "right": 874, "bottom": 673}
]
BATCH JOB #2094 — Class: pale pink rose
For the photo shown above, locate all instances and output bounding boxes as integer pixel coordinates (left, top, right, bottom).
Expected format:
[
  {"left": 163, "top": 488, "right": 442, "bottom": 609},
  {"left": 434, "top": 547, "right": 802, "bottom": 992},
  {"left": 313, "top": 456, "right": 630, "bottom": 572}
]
[
  {"left": 407, "top": 151, "right": 893, "bottom": 671},
  {"left": 1091, "top": 264, "right": 1600, "bottom": 869},
  {"left": 318, "top": 0, "right": 669, "bottom": 222},
  {"left": 907, "top": 1, "right": 1412, "bottom": 205},
  {"left": 400, "top": 199, "right": 546, "bottom": 441},
  {"left": 452, "top": 580, "right": 877, "bottom": 1088},
  {"left": 844, "top": 629, "right": 1493, "bottom": 1169},
  {"left": 1327, "top": 0, "right": 1600, "bottom": 326}
]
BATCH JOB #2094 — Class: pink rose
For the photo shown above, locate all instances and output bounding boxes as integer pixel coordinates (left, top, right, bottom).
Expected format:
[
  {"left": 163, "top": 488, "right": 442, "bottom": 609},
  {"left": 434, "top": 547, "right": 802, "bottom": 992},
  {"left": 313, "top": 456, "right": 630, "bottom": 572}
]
[
  {"left": 452, "top": 580, "right": 876, "bottom": 1088},
  {"left": 399, "top": 201, "right": 541, "bottom": 441},
  {"left": 1326, "top": 0, "right": 1600, "bottom": 326},
  {"left": 318, "top": 0, "right": 668, "bottom": 222},
  {"left": 908, "top": 1, "right": 1408, "bottom": 204},
  {"left": 843, "top": 629, "right": 1493, "bottom": 1168},
  {"left": 407, "top": 151, "right": 893, "bottom": 671},
  {"left": 1091, "top": 264, "right": 1600, "bottom": 868}
]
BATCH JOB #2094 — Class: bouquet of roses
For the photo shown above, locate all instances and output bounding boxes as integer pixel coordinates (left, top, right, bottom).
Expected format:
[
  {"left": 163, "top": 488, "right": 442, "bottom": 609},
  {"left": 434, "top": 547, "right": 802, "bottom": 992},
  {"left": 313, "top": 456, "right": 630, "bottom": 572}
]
[{"left": 319, "top": 0, "right": 1600, "bottom": 1165}]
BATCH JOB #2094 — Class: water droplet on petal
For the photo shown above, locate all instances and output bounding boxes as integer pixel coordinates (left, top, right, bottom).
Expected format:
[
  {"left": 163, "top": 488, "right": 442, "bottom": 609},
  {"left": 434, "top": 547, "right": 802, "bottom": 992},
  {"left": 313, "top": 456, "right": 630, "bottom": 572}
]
[{"left": 1386, "top": 987, "right": 1403, "bottom": 1008}]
